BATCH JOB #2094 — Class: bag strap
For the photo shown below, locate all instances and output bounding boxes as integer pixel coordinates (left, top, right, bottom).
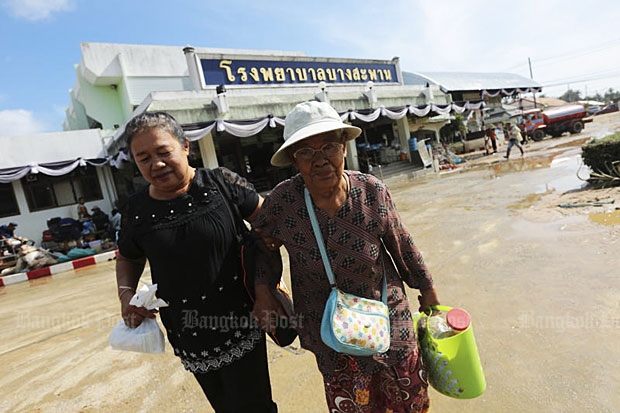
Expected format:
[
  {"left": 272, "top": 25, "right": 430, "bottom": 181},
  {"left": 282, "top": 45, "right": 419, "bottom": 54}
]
[
  {"left": 213, "top": 169, "right": 247, "bottom": 240},
  {"left": 304, "top": 187, "right": 387, "bottom": 304},
  {"left": 213, "top": 169, "right": 256, "bottom": 300}
]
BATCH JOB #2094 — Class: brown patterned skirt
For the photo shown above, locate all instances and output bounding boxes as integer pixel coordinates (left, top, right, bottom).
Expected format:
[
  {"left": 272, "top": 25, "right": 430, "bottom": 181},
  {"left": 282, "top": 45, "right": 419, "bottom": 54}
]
[{"left": 323, "top": 349, "right": 430, "bottom": 412}]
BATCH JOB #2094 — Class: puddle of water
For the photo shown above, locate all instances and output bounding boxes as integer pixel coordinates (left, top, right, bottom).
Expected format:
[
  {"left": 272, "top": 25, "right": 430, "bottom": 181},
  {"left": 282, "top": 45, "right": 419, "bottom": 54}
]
[
  {"left": 588, "top": 210, "right": 620, "bottom": 226},
  {"left": 537, "top": 155, "right": 590, "bottom": 193},
  {"left": 485, "top": 156, "right": 552, "bottom": 178},
  {"left": 483, "top": 153, "right": 589, "bottom": 193},
  {"left": 482, "top": 137, "right": 591, "bottom": 184},
  {"left": 548, "top": 137, "right": 590, "bottom": 150}
]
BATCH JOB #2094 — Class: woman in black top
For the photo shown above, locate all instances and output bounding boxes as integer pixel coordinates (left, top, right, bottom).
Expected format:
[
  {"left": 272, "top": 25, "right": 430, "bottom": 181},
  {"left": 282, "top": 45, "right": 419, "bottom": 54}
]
[{"left": 116, "top": 111, "right": 277, "bottom": 412}]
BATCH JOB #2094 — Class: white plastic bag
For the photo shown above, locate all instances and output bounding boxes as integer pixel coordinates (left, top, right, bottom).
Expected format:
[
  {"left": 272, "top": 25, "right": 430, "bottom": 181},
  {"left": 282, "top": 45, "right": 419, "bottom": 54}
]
[
  {"left": 129, "top": 284, "right": 169, "bottom": 310},
  {"left": 109, "top": 318, "right": 165, "bottom": 354},
  {"left": 109, "top": 284, "right": 168, "bottom": 354}
]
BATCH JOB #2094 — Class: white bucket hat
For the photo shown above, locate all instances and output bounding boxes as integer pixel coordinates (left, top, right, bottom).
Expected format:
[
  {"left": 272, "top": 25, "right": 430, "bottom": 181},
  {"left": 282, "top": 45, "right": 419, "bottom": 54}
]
[{"left": 271, "top": 101, "right": 362, "bottom": 167}]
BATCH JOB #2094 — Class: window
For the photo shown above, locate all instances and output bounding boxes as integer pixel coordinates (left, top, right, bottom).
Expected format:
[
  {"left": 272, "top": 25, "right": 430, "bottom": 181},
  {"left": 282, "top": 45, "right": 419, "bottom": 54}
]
[
  {"left": 21, "top": 166, "right": 103, "bottom": 212},
  {"left": 0, "top": 183, "right": 20, "bottom": 218}
]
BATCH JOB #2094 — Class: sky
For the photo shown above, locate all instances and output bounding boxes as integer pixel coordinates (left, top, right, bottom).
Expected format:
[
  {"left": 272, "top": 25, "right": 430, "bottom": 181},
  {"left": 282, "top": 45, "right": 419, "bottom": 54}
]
[{"left": 1, "top": 0, "right": 620, "bottom": 135}]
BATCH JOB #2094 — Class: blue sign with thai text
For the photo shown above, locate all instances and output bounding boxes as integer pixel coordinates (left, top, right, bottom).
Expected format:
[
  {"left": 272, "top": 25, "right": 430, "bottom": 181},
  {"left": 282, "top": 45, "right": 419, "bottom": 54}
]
[{"left": 200, "top": 59, "right": 399, "bottom": 86}]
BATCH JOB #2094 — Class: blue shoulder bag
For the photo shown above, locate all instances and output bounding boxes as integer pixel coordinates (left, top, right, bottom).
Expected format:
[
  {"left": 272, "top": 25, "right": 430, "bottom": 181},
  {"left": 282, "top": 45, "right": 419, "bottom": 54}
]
[{"left": 305, "top": 188, "right": 390, "bottom": 356}]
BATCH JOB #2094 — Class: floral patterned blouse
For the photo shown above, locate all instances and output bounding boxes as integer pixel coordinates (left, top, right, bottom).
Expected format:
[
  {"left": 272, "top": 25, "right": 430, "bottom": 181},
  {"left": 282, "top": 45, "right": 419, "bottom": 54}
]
[{"left": 254, "top": 170, "right": 434, "bottom": 378}]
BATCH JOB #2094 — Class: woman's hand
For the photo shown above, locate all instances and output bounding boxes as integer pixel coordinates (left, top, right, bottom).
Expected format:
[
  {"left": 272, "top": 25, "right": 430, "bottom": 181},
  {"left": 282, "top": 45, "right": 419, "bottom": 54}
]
[
  {"left": 251, "top": 284, "right": 286, "bottom": 334},
  {"left": 418, "top": 287, "right": 440, "bottom": 313},
  {"left": 120, "top": 293, "right": 157, "bottom": 328}
]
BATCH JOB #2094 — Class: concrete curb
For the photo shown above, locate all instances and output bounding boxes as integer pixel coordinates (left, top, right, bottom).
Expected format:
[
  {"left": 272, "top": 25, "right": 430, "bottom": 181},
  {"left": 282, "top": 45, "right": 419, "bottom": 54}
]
[{"left": 0, "top": 249, "right": 118, "bottom": 287}]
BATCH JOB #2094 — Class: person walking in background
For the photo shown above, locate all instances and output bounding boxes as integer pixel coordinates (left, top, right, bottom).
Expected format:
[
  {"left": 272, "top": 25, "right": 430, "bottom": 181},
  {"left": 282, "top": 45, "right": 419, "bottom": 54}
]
[
  {"left": 504, "top": 123, "right": 525, "bottom": 159},
  {"left": 252, "top": 101, "right": 440, "bottom": 412},
  {"left": 115, "top": 111, "right": 277, "bottom": 412},
  {"left": 502, "top": 123, "right": 510, "bottom": 142},
  {"left": 486, "top": 126, "right": 498, "bottom": 154}
]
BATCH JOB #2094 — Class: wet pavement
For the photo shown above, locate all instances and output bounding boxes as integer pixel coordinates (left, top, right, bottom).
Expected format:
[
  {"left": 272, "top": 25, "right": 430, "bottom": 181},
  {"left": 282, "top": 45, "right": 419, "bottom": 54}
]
[{"left": 1, "top": 113, "right": 619, "bottom": 412}]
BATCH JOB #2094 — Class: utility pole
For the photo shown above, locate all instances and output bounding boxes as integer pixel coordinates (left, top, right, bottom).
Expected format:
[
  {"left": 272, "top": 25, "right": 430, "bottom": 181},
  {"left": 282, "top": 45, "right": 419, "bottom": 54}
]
[{"left": 528, "top": 57, "right": 537, "bottom": 108}]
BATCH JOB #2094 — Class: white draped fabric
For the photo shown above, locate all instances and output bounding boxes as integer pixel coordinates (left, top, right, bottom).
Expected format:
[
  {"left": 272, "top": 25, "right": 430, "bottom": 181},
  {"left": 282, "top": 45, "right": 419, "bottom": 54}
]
[
  {"left": 185, "top": 116, "right": 286, "bottom": 141},
  {"left": 345, "top": 101, "right": 484, "bottom": 122},
  {"left": 184, "top": 101, "right": 485, "bottom": 141},
  {"left": 1, "top": 157, "right": 114, "bottom": 184},
  {"left": 481, "top": 87, "right": 542, "bottom": 98},
  {"left": 1, "top": 101, "right": 484, "bottom": 183}
]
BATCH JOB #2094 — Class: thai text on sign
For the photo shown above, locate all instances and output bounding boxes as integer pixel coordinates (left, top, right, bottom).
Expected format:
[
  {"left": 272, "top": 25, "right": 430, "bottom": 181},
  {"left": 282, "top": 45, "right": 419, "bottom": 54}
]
[{"left": 199, "top": 58, "right": 399, "bottom": 86}]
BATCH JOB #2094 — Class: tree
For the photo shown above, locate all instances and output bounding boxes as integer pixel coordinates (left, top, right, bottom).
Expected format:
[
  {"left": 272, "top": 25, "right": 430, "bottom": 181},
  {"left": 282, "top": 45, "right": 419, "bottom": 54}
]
[
  {"left": 559, "top": 89, "right": 582, "bottom": 102},
  {"left": 603, "top": 88, "right": 620, "bottom": 103}
]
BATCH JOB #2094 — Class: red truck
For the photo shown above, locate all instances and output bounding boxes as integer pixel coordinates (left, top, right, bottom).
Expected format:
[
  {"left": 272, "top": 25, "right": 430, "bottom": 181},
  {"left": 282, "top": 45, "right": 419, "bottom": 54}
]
[{"left": 515, "top": 104, "right": 593, "bottom": 141}]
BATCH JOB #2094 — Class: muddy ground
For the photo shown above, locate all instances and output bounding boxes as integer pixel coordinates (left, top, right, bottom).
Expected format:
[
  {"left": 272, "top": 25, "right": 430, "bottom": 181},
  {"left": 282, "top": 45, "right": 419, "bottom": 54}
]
[{"left": 1, "top": 113, "right": 619, "bottom": 412}]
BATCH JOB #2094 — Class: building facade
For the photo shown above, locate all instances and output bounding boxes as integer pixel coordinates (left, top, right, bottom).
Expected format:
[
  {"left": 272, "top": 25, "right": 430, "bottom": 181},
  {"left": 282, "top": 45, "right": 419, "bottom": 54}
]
[{"left": 3, "top": 42, "right": 534, "bottom": 243}]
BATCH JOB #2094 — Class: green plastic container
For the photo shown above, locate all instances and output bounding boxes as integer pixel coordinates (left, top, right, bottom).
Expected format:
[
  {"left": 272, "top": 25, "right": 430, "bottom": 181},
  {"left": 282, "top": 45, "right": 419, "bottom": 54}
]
[{"left": 415, "top": 305, "right": 486, "bottom": 399}]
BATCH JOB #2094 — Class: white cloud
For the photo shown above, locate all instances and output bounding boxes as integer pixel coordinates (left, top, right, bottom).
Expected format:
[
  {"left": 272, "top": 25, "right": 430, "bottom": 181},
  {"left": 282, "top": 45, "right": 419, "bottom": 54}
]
[
  {"left": 2, "top": 0, "right": 74, "bottom": 21},
  {"left": 0, "top": 109, "right": 48, "bottom": 135}
]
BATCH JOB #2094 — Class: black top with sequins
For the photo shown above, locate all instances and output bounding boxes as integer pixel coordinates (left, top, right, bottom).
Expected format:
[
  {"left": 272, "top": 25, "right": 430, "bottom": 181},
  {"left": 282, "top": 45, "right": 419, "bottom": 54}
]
[{"left": 118, "top": 167, "right": 263, "bottom": 373}]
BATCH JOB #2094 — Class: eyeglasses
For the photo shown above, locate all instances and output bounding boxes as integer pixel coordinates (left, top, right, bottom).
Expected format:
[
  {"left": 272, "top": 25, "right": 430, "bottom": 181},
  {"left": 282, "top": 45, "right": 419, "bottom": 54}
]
[{"left": 292, "top": 142, "right": 344, "bottom": 161}]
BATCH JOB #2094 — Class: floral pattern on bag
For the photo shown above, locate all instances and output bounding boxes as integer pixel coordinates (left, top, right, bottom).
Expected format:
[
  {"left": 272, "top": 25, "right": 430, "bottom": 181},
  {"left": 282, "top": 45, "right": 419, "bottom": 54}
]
[{"left": 332, "top": 290, "right": 390, "bottom": 352}]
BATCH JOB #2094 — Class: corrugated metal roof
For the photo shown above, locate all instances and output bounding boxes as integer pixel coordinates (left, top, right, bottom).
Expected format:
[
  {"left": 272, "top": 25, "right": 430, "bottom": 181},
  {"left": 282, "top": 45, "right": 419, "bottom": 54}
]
[{"left": 403, "top": 71, "right": 541, "bottom": 92}]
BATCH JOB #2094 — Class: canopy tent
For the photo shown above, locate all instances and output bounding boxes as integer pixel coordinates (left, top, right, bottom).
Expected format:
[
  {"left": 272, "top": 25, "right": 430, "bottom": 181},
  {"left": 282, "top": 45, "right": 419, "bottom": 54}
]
[{"left": 403, "top": 71, "right": 542, "bottom": 98}]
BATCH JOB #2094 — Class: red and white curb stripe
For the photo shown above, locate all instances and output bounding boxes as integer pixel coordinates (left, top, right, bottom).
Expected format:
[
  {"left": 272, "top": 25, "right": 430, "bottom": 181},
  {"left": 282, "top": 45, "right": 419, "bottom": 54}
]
[{"left": 0, "top": 250, "right": 118, "bottom": 287}]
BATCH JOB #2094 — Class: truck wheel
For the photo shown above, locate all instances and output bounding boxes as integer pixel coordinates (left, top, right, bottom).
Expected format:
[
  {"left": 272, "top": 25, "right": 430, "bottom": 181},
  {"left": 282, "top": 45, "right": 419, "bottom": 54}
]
[
  {"left": 532, "top": 130, "right": 545, "bottom": 142},
  {"left": 571, "top": 121, "right": 584, "bottom": 134}
]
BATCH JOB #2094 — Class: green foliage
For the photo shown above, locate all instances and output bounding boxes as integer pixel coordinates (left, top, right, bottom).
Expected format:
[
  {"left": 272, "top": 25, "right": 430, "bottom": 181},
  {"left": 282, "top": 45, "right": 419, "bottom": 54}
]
[
  {"left": 583, "top": 88, "right": 620, "bottom": 103},
  {"left": 559, "top": 89, "right": 582, "bottom": 102},
  {"left": 556, "top": 87, "right": 619, "bottom": 104},
  {"left": 453, "top": 114, "right": 466, "bottom": 132},
  {"left": 603, "top": 88, "right": 620, "bottom": 103}
]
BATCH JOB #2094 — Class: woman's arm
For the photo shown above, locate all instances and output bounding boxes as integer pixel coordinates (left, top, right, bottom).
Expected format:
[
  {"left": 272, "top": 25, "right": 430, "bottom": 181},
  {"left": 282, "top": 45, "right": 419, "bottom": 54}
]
[
  {"left": 246, "top": 195, "right": 264, "bottom": 223},
  {"left": 115, "top": 253, "right": 156, "bottom": 327},
  {"left": 249, "top": 193, "right": 287, "bottom": 333},
  {"left": 418, "top": 287, "right": 440, "bottom": 312}
]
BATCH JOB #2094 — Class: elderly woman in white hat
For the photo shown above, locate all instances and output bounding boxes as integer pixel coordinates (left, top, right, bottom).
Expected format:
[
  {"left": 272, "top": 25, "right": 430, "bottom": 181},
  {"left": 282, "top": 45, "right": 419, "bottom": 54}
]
[{"left": 252, "top": 101, "right": 440, "bottom": 412}]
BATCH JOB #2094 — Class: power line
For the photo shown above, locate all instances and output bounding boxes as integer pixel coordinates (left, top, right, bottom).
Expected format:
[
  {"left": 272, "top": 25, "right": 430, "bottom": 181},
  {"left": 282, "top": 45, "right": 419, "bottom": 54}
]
[
  {"left": 540, "top": 67, "right": 620, "bottom": 87},
  {"left": 501, "top": 37, "right": 620, "bottom": 72},
  {"left": 531, "top": 38, "right": 620, "bottom": 65}
]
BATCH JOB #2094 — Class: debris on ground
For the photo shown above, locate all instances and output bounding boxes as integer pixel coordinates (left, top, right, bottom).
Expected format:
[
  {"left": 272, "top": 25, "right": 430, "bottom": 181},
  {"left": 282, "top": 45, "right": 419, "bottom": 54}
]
[{"left": 558, "top": 199, "right": 615, "bottom": 208}]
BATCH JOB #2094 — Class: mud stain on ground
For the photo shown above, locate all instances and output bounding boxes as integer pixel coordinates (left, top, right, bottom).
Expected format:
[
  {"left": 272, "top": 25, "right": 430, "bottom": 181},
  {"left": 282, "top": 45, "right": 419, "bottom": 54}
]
[
  {"left": 508, "top": 191, "right": 548, "bottom": 209},
  {"left": 589, "top": 209, "right": 620, "bottom": 226}
]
